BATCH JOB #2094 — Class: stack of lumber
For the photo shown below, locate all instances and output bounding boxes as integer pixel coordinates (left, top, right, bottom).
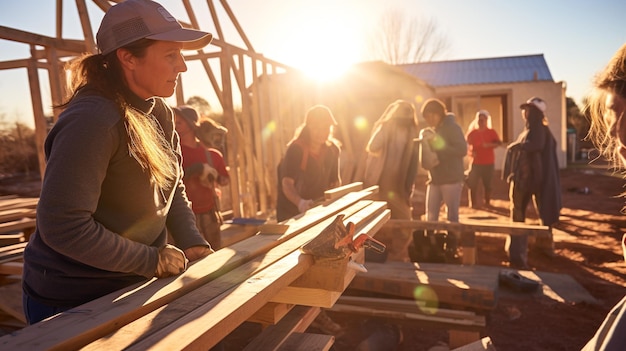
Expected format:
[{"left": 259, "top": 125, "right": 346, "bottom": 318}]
[
  {"left": 0, "top": 183, "right": 390, "bottom": 350},
  {"left": 0, "top": 196, "right": 38, "bottom": 244}
]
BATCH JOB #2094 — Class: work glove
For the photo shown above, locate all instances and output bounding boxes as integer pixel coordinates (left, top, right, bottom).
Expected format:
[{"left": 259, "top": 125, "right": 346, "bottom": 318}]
[
  {"left": 200, "top": 164, "right": 218, "bottom": 187},
  {"left": 298, "top": 198, "right": 314, "bottom": 213},
  {"left": 155, "top": 244, "right": 188, "bottom": 278},
  {"left": 419, "top": 127, "right": 436, "bottom": 140}
]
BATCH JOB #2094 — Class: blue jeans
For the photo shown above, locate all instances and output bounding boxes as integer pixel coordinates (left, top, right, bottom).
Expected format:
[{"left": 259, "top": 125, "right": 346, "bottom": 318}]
[
  {"left": 23, "top": 293, "right": 70, "bottom": 325},
  {"left": 425, "top": 182, "right": 464, "bottom": 223}
]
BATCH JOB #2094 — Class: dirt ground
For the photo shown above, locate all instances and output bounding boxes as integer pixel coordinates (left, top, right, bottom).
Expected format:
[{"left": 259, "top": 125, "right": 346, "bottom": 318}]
[{"left": 2, "top": 161, "right": 626, "bottom": 350}]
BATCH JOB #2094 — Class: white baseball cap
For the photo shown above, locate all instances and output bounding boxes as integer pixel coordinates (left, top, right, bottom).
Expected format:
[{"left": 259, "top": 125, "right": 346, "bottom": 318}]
[
  {"left": 520, "top": 97, "right": 547, "bottom": 112},
  {"left": 96, "top": 0, "right": 213, "bottom": 55}
]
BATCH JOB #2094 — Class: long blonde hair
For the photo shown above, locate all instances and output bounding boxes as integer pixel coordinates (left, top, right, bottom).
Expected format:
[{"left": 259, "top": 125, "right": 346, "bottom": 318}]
[
  {"left": 60, "top": 39, "right": 177, "bottom": 189},
  {"left": 585, "top": 43, "right": 626, "bottom": 171}
]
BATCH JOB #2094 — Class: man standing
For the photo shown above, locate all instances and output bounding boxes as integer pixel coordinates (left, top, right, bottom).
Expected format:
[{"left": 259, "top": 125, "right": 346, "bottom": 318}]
[{"left": 503, "top": 97, "right": 561, "bottom": 268}]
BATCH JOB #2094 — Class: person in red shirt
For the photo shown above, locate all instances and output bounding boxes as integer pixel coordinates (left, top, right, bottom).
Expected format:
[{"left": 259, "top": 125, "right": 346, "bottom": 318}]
[
  {"left": 465, "top": 109, "right": 502, "bottom": 208},
  {"left": 174, "top": 105, "right": 230, "bottom": 250}
]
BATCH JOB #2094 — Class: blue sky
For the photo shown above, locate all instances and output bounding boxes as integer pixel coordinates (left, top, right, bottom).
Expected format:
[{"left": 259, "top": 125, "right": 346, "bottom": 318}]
[{"left": 1, "top": 0, "right": 625, "bottom": 128}]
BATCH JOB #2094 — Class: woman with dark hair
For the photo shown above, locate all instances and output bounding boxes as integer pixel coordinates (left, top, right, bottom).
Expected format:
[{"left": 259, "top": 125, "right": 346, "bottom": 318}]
[
  {"left": 22, "top": 0, "right": 214, "bottom": 324},
  {"left": 276, "top": 105, "right": 342, "bottom": 222}
]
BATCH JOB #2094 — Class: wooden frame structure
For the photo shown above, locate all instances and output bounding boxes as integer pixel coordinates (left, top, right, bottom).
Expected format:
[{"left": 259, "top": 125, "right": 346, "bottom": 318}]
[{"left": 0, "top": 0, "right": 318, "bottom": 218}]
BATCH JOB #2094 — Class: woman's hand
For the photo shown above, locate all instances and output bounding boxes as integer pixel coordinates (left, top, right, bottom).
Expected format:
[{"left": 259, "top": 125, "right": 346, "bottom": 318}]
[{"left": 184, "top": 245, "right": 214, "bottom": 261}]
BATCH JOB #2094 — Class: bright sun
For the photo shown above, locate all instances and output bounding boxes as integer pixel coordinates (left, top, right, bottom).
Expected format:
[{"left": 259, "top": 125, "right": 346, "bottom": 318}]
[{"left": 279, "top": 9, "right": 362, "bottom": 82}]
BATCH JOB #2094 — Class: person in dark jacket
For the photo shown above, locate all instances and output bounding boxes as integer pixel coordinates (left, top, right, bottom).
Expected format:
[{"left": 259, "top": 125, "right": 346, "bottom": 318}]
[
  {"left": 503, "top": 96, "right": 562, "bottom": 268},
  {"left": 22, "top": 0, "right": 214, "bottom": 325}
]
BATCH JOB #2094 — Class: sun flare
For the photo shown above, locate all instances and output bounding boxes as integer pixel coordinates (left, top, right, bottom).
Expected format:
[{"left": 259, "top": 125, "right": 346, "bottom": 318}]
[{"left": 279, "top": 8, "right": 362, "bottom": 82}]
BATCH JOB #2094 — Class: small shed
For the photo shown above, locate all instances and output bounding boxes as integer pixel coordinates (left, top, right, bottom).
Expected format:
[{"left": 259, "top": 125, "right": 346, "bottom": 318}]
[{"left": 399, "top": 54, "right": 567, "bottom": 170}]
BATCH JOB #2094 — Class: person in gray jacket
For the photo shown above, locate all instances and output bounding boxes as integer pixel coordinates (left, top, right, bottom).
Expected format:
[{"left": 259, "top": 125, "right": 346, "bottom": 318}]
[
  {"left": 414, "top": 98, "right": 467, "bottom": 259},
  {"left": 22, "top": 0, "right": 214, "bottom": 325}
]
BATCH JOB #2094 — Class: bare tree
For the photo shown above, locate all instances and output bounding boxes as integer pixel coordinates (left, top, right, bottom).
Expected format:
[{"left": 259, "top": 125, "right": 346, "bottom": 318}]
[{"left": 366, "top": 9, "right": 450, "bottom": 65}]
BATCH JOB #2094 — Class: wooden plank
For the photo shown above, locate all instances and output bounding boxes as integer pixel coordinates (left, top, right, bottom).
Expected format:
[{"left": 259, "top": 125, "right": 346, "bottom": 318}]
[
  {"left": 0, "top": 208, "right": 36, "bottom": 222},
  {"left": 0, "top": 233, "right": 25, "bottom": 246},
  {"left": 335, "top": 296, "right": 483, "bottom": 321},
  {"left": 0, "top": 198, "right": 38, "bottom": 211},
  {"left": 87, "top": 202, "right": 385, "bottom": 351},
  {"left": 124, "top": 250, "right": 312, "bottom": 350},
  {"left": 247, "top": 302, "right": 295, "bottom": 325},
  {"left": 0, "top": 242, "right": 27, "bottom": 264},
  {"left": 329, "top": 303, "right": 485, "bottom": 332},
  {"left": 0, "top": 282, "right": 26, "bottom": 323},
  {"left": 0, "top": 192, "right": 378, "bottom": 350},
  {"left": 220, "top": 223, "right": 260, "bottom": 247},
  {"left": 243, "top": 305, "right": 321, "bottom": 351},
  {"left": 0, "top": 262, "right": 23, "bottom": 276},
  {"left": 324, "top": 182, "right": 363, "bottom": 201},
  {"left": 0, "top": 218, "right": 37, "bottom": 234},
  {"left": 385, "top": 219, "right": 550, "bottom": 237},
  {"left": 348, "top": 262, "right": 499, "bottom": 310},
  {"left": 277, "top": 332, "right": 334, "bottom": 351}
]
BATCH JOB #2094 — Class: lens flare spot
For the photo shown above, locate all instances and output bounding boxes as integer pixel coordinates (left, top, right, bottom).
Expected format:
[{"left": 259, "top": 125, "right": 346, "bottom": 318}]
[
  {"left": 431, "top": 135, "right": 446, "bottom": 150},
  {"left": 413, "top": 285, "right": 439, "bottom": 314},
  {"left": 386, "top": 191, "right": 396, "bottom": 200},
  {"left": 354, "top": 116, "right": 369, "bottom": 131},
  {"left": 414, "top": 95, "right": 424, "bottom": 105},
  {"left": 262, "top": 120, "right": 277, "bottom": 141}
]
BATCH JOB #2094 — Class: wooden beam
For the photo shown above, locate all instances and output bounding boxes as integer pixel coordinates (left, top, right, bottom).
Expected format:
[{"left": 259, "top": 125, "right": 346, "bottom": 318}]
[
  {"left": 0, "top": 282, "right": 26, "bottom": 324},
  {"left": 0, "top": 26, "right": 85, "bottom": 52},
  {"left": 324, "top": 182, "right": 364, "bottom": 201},
  {"left": 218, "top": 0, "right": 256, "bottom": 52},
  {"left": 0, "top": 262, "right": 23, "bottom": 276},
  {"left": 75, "top": 0, "right": 96, "bottom": 54},
  {"left": 27, "top": 46, "right": 48, "bottom": 178},
  {"left": 277, "top": 333, "right": 334, "bottom": 351},
  {"left": 243, "top": 305, "right": 321, "bottom": 351},
  {"left": 385, "top": 219, "right": 550, "bottom": 237},
  {"left": 349, "top": 261, "right": 499, "bottom": 310},
  {"left": 122, "top": 250, "right": 314, "bottom": 351},
  {"left": 246, "top": 302, "right": 295, "bottom": 326},
  {"left": 329, "top": 303, "right": 485, "bottom": 332}
]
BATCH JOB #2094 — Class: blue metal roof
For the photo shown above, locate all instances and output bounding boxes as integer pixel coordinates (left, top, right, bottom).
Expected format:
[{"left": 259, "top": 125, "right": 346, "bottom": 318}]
[{"left": 398, "top": 54, "right": 554, "bottom": 87}]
